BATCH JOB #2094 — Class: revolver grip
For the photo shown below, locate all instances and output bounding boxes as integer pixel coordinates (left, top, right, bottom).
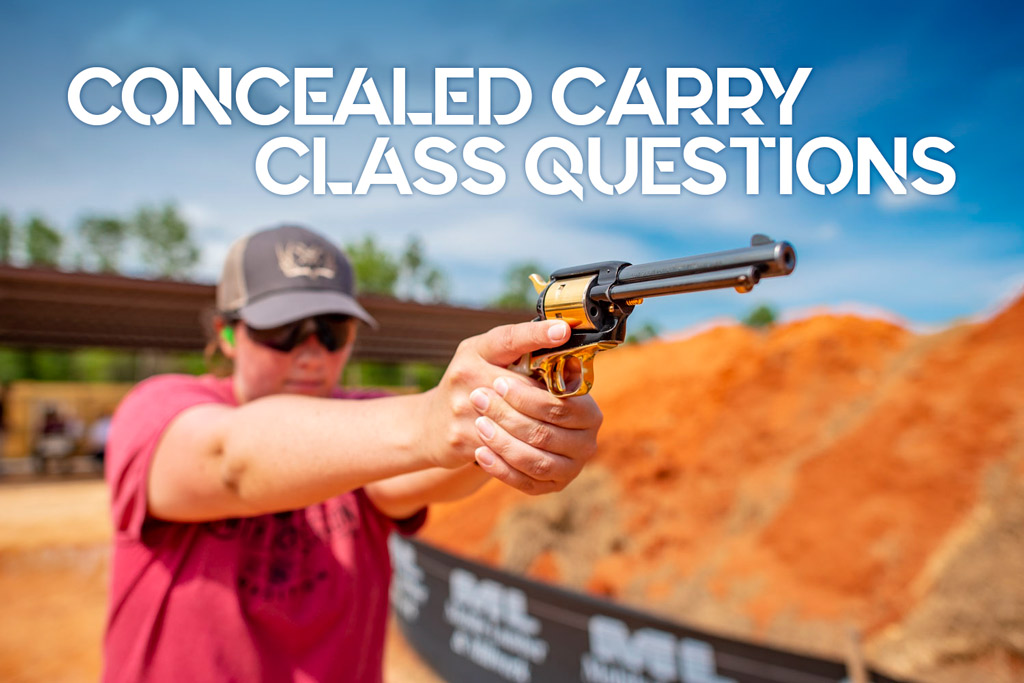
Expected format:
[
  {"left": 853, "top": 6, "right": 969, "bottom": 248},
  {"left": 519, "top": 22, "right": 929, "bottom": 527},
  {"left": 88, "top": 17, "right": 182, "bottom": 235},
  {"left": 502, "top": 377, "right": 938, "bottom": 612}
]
[{"left": 510, "top": 342, "right": 618, "bottom": 398}]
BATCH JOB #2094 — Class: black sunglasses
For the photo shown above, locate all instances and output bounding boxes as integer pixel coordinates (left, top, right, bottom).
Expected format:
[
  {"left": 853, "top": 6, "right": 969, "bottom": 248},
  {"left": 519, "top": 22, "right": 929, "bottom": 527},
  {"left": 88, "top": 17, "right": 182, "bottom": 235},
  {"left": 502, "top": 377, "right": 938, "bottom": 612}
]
[{"left": 240, "top": 315, "right": 354, "bottom": 353}]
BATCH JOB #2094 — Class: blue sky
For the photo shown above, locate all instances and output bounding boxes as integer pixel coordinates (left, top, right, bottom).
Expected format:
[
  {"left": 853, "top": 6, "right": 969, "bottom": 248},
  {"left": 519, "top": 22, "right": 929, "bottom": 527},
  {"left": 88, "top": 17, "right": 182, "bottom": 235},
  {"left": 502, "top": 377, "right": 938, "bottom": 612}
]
[{"left": 2, "top": 0, "right": 1022, "bottom": 334}]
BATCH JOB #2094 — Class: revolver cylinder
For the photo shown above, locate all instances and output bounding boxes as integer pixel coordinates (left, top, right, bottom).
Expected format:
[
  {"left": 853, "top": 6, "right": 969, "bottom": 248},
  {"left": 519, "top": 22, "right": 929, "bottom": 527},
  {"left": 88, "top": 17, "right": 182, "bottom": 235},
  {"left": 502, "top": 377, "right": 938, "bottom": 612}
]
[{"left": 536, "top": 275, "right": 601, "bottom": 331}]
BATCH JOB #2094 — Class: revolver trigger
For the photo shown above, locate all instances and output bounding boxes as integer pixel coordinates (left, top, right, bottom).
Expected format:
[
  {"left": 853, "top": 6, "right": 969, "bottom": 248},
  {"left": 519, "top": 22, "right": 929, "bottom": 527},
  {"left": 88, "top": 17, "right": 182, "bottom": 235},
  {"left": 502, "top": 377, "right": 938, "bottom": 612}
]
[
  {"left": 553, "top": 356, "right": 568, "bottom": 394},
  {"left": 509, "top": 342, "right": 619, "bottom": 398},
  {"left": 546, "top": 352, "right": 590, "bottom": 398}
]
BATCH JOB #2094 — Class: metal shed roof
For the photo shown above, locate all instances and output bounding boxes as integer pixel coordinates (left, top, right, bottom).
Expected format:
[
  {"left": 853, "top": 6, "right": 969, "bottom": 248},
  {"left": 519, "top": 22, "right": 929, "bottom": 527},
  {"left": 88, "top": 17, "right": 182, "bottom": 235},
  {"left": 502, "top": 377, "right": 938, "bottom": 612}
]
[{"left": 0, "top": 265, "right": 531, "bottom": 364}]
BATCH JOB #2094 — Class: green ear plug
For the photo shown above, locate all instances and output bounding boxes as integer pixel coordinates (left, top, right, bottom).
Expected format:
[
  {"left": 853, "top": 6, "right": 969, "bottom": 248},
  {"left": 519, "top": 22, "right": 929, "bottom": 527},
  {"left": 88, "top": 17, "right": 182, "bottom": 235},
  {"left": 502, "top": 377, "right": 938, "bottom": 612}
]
[{"left": 221, "top": 327, "right": 235, "bottom": 346}]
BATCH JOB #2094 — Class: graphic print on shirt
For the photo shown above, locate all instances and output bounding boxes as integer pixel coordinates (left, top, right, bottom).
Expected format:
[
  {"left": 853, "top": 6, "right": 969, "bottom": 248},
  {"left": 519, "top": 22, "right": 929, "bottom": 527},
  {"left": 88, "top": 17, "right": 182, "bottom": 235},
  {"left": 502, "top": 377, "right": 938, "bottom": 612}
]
[{"left": 203, "top": 498, "right": 363, "bottom": 604}]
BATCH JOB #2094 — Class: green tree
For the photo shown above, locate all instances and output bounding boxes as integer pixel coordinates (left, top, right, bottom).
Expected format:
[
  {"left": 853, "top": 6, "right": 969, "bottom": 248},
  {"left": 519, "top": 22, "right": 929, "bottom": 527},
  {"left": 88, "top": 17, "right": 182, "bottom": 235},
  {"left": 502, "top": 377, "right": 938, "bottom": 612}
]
[
  {"left": 0, "top": 212, "right": 13, "bottom": 263},
  {"left": 401, "top": 237, "right": 424, "bottom": 278},
  {"left": 133, "top": 204, "right": 199, "bottom": 278},
  {"left": 626, "top": 321, "right": 660, "bottom": 344},
  {"left": 420, "top": 267, "right": 447, "bottom": 302},
  {"left": 0, "top": 347, "right": 31, "bottom": 382},
  {"left": 79, "top": 215, "right": 128, "bottom": 272},
  {"left": 492, "top": 261, "right": 545, "bottom": 310},
  {"left": 741, "top": 304, "right": 778, "bottom": 329},
  {"left": 346, "top": 236, "right": 399, "bottom": 295},
  {"left": 398, "top": 237, "right": 447, "bottom": 302},
  {"left": 70, "top": 348, "right": 138, "bottom": 382},
  {"left": 25, "top": 216, "right": 62, "bottom": 267},
  {"left": 26, "top": 348, "right": 74, "bottom": 381}
]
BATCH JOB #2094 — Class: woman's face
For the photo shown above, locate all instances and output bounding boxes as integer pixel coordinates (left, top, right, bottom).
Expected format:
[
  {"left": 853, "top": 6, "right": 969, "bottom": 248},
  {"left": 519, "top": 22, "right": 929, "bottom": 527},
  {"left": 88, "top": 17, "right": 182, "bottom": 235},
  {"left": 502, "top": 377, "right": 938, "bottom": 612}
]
[{"left": 220, "top": 318, "right": 356, "bottom": 403}]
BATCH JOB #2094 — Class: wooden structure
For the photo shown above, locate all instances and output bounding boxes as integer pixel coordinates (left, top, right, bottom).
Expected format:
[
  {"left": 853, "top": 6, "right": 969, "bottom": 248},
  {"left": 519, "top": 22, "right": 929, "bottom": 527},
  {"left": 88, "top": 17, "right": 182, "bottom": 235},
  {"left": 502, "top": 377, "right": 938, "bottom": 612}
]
[{"left": 0, "top": 265, "right": 530, "bottom": 363}]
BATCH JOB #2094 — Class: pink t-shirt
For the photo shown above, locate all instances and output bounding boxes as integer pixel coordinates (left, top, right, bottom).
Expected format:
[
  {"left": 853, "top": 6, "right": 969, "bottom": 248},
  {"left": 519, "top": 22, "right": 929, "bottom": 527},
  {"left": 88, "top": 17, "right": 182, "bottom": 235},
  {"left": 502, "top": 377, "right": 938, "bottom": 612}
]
[{"left": 102, "top": 374, "right": 424, "bottom": 683}]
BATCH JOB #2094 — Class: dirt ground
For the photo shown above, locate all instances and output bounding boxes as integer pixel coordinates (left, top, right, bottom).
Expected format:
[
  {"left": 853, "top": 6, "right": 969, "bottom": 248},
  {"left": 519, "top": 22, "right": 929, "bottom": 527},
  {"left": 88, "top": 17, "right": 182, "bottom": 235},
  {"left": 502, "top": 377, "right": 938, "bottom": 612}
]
[{"left": 0, "top": 477, "right": 442, "bottom": 683}]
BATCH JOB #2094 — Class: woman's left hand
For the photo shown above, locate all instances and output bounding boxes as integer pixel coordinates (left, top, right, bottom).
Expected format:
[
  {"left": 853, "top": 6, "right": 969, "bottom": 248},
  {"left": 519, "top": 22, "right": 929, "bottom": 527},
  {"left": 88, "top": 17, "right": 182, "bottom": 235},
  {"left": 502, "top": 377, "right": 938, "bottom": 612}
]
[{"left": 466, "top": 374, "right": 603, "bottom": 495}]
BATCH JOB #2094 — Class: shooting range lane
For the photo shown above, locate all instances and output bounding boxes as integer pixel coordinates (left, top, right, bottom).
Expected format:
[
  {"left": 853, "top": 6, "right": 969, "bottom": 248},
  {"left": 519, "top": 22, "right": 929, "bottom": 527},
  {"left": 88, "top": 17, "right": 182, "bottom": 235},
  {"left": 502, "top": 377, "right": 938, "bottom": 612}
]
[
  {"left": 420, "top": 292, "right": 1024, "bottom": 683},
  {"left": 3, "top": 287, "right": 1022, "bottom": 683}
]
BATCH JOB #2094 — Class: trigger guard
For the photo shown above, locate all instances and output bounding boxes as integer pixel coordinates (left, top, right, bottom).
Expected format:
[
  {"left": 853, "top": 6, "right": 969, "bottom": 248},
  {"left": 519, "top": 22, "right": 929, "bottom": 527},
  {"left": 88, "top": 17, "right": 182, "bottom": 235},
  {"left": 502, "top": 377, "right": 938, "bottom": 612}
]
[{"left": 554, "top": 356, "right": 568, "bottom": 394}]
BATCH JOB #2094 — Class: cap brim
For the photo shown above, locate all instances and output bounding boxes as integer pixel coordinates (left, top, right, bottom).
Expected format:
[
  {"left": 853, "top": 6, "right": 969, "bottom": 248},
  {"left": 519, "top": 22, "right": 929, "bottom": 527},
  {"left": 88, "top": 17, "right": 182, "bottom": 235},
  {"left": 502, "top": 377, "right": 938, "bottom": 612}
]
[{"left": 239, "top": 290, "right": 379, "bottom": 330}]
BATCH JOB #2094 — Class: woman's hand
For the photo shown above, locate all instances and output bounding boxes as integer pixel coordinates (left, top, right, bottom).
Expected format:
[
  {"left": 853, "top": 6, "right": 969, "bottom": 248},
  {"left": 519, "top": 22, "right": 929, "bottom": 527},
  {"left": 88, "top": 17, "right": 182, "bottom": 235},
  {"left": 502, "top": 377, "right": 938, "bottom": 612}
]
[{"left": 424, "top": 319, "right": 603, "bottom": 494}]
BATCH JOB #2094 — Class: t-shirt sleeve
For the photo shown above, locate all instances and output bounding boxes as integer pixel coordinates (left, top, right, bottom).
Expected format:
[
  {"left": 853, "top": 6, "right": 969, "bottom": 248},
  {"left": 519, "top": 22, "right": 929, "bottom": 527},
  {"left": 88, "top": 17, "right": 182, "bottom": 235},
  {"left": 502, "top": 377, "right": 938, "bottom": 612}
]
[
  {"left": 391, "top": 506, "right": 429, "bottom": 536},
  {"left": 105, "top": 375, "right": 230, "bottom": 540}
]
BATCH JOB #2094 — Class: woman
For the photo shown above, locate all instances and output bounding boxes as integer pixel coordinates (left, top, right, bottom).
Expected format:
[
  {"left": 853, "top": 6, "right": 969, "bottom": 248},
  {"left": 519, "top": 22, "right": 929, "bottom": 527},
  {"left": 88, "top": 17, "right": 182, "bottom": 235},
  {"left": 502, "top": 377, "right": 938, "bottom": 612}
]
[{"left": 102, "top": 225, "right": 602, "bottom": 682}]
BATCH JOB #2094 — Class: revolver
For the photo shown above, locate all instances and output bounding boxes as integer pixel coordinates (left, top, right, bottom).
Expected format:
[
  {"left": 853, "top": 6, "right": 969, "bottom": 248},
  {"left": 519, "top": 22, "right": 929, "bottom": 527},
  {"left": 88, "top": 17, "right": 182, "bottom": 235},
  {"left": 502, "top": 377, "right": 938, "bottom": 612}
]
[{"left": 511, "top": 235, "right": 796, "bottom": 397}]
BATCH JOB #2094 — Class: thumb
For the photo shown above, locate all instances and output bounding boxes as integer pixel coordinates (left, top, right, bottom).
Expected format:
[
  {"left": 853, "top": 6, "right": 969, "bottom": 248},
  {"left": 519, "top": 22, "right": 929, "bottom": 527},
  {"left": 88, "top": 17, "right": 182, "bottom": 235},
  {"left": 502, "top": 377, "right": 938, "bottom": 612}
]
[{"left": 473, "top": 320, "right": 571, "bottom": 367}]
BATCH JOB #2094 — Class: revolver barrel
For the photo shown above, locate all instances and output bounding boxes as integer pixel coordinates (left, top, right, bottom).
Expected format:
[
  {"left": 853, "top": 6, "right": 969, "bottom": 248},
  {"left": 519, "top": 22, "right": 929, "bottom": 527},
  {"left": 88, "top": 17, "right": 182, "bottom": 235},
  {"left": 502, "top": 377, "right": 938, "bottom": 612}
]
[
  {"left": 616, "top": 237, "right": 796, "bottom": 285},
  {"left": 609, "top": 265, "right": 762, "bottom": 300}
]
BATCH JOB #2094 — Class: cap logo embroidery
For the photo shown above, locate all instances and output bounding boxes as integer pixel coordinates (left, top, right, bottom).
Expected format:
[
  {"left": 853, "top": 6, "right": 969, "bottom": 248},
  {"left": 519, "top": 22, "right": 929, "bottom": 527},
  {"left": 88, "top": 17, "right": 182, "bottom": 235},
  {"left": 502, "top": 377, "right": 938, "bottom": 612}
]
[{"left": 275, "top": 242, "right": 337, "bottom": 279}]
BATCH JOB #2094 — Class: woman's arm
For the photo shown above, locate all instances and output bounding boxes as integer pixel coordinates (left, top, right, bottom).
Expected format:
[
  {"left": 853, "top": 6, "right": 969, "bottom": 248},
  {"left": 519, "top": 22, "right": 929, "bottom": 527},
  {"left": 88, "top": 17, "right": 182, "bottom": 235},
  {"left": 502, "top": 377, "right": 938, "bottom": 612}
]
[
  {"left": 147, "top": 319, "right": 601, "bottom": 523},
  {"left": 147, "top": 391, "right": 433, "bottom": 522},
  {"left": 364, "top": 465, "right": 492, "bottom": 520}
]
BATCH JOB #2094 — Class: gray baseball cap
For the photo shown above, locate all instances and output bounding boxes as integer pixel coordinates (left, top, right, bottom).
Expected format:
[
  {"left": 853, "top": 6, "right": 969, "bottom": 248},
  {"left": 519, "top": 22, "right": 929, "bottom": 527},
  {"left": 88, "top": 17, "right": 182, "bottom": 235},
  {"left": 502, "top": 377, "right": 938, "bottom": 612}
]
[{"left": 217, "top": 225, "right": 378, "bottom": 329}]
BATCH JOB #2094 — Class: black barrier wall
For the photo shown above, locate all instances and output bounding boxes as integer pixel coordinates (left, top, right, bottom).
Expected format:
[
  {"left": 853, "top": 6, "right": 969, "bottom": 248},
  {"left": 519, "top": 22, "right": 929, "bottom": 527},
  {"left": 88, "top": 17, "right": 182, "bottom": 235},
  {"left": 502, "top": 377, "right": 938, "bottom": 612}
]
[{"left": 389, "top": 537, "right": 908, "bottom": 683}]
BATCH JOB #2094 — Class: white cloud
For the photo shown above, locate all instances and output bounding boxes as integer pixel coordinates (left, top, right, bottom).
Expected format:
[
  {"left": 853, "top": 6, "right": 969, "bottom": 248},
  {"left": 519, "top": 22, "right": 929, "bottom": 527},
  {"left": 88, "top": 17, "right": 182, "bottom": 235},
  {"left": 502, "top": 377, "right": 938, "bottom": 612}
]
[{"left": 876, "top": 189, "right": 943, "bottom": 212}]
